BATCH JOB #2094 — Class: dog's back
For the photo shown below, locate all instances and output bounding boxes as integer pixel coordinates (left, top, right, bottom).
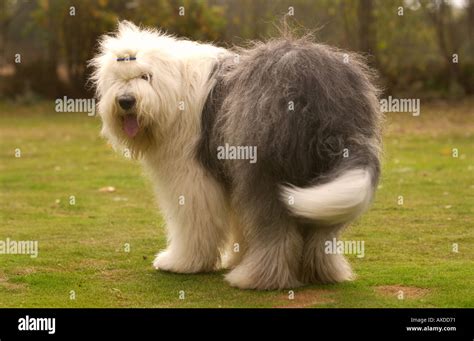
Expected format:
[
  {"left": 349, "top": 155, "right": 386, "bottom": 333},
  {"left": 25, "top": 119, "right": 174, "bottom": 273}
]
[{"left": 198, "top": 37, "right": 381, "bottom": 199}]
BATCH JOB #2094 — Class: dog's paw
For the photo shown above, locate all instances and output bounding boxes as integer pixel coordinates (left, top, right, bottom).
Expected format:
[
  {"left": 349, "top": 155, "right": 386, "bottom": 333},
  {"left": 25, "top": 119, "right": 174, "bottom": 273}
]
[
  {"left": 224, "top": 266, "right": 255, "bottom": 289},
  {"left": 153, "top": 250, "right": 180, "bottom": 272},
  {"left": 153, "top": 249, "right": 218, "bottom": 273}
]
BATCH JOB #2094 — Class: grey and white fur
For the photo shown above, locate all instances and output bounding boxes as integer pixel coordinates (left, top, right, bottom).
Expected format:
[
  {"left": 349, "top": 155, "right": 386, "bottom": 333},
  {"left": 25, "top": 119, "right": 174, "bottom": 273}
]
[{"left": 91, "top": 22, "right": 382, "bottom": 290}]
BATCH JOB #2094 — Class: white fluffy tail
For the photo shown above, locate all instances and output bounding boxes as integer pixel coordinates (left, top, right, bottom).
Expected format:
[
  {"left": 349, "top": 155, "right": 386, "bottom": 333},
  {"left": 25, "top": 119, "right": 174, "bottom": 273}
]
[{"left": 281, "top": 168, "right": 374, "bottom": 226}]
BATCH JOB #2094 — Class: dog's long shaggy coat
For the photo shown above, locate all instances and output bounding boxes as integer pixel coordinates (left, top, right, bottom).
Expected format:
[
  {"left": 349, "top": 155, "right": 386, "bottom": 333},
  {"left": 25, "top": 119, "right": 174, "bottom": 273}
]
[{"left": 90, "top": 21, "right": 382, "bottom": 290}]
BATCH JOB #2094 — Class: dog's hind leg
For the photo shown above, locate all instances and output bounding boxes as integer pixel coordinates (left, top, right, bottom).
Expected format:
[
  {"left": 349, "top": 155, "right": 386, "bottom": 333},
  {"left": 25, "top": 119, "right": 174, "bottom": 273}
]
[
  {"left": 300, "top": 225, "right": 354, "bottom": 284},
  {"left": 224, "top": 214, "right": 303, "bottom": 290},
  {"left": 224, "top": 179, "right": 303, "bottom": 290}
]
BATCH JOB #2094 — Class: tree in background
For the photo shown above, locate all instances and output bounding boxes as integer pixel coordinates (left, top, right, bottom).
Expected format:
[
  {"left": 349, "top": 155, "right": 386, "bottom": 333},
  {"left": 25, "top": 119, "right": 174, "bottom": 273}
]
[{"left": 423, "top": 0, "right": 473, "bottom": 94}]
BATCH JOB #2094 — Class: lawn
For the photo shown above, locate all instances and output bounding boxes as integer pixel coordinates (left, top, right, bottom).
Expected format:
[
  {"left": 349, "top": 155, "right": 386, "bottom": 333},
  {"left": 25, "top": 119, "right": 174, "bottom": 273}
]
[{"left": 0, "top": 99, "right": 473, "bottom": 308}]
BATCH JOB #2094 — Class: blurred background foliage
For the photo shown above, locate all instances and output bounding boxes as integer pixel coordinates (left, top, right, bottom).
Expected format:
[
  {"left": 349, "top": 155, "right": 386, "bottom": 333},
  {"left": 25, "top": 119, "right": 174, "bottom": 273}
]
[{"left": 0, "top": 0, "right": 472, "bottom": 100}]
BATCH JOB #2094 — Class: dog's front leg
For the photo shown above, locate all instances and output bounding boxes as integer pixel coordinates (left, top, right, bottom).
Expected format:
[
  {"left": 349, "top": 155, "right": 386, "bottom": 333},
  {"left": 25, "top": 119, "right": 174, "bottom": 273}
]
[{"left": 152, "top": 170, "right": 228, "bottom": 274}]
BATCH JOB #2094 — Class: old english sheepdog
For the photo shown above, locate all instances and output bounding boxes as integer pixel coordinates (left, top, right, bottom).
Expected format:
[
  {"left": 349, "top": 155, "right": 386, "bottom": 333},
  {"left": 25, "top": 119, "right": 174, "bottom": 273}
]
[{"left": 90, "top": 21, "right": 382, "bottom": 290}]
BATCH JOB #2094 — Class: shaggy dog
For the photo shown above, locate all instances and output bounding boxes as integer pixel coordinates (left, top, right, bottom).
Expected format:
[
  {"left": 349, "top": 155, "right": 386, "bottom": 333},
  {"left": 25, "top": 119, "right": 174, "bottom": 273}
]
[{"left": 90, "top": 21, "right": 382, "bottom": 290}]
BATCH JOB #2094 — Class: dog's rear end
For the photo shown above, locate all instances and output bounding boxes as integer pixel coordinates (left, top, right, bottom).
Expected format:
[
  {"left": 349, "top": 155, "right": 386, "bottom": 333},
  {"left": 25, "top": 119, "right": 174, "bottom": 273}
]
[{"left": 198, "top": 37, "right": 382, "bottom": 289}]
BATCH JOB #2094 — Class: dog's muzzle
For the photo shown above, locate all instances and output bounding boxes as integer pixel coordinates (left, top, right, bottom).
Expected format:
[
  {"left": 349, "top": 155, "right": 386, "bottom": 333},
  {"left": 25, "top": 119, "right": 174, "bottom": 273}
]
[
  {"left": 122, "top": 113, "right": 140, "bottom": 138},
  {"left": 116, "top": 94, "right": 139, "bottom": 138}
]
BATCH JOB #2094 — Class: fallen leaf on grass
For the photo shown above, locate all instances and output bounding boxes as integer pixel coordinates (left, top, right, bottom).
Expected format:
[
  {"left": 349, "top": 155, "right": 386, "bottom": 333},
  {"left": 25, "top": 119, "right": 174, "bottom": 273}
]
[{"left": 99, "top": 186, "right": 116, "bottom": 193}]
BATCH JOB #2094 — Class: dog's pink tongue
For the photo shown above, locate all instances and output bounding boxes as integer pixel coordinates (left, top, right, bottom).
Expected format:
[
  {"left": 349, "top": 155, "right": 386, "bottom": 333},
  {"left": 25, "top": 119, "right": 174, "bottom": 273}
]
[{"left": 123, "top": 114, "right": 139, "bottom": 137}]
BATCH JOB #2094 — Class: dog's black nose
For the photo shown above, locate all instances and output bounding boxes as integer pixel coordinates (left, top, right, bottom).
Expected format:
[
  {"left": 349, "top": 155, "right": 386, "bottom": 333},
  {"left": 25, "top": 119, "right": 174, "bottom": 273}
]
[{"left": 117, "top": 95, "right": 136, "bottom": 110}]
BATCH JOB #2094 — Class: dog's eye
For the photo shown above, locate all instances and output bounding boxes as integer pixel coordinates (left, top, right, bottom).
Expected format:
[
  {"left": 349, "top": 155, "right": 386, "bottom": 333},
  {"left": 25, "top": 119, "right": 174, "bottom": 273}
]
[{"left": 141, "top": 74, "right": 152, "bottom": 82}]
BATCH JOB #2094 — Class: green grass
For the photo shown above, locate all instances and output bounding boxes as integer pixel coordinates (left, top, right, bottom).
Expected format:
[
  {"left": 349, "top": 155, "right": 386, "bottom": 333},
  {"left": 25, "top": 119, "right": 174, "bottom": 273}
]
[{"left": 0, "top": 99, "right": 473, "bottom": 308}]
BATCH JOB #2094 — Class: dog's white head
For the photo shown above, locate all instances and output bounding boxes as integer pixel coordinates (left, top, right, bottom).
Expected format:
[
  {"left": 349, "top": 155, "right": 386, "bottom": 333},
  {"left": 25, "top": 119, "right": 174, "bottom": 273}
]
[{"left": 89, "top": 21, "right": 185, "bottom": 157}]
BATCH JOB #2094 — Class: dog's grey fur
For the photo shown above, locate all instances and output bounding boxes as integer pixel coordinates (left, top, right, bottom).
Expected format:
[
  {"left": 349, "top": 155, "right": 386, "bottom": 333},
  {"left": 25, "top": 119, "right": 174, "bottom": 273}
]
[{"left": 197, "top": 36, "right": 382, "bottom": 287}]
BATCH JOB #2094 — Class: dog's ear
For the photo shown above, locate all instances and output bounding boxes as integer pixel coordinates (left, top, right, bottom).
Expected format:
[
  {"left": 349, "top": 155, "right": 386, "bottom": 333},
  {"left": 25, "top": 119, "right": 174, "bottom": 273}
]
[{"left": 117, "top": 20, "right": 139, "bottom": 35}]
